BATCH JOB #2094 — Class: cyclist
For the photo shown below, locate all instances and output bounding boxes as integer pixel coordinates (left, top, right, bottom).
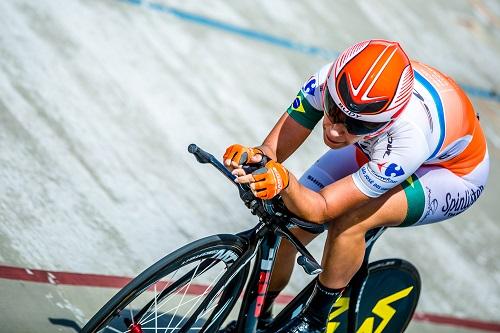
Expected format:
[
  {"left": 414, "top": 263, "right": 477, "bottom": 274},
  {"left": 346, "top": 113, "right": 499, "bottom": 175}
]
[{"left": 222, "top": 39, "right": 489, "bottom": 333}]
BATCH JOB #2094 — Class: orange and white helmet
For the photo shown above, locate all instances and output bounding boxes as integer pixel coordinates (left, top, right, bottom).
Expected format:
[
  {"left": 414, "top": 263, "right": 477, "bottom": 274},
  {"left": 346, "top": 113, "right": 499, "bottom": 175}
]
[{"left": 323, "top": 39, "right": 414, "bottom": 135}]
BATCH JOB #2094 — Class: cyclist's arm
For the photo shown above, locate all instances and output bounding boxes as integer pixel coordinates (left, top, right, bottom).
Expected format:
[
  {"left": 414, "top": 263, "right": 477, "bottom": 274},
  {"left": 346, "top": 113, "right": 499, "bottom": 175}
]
[
  {"left": 257, "top": 69, "right": 327, "bottom": 162},
  {"left": 282, "top": 173, "right": 370, "bottom": 223},
  {"left": 282, "top": 125, "right": 430, "bottom": 223},
  {"left": 256, "top": 112, "right": 312, "bottom": 163}
]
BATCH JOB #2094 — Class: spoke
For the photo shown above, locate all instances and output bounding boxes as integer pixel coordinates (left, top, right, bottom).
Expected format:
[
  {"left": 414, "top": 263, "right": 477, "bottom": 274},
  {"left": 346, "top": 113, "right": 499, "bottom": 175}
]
[
  {"left": 168, "top": 268, "right": 226, "bottom": 332},
  {"left": 138, "top": 269, "right": 180, "bottom": 325},
  {"left": 141, "top": 268, "right": 213, "bottom": 324},
  {"left": 99, "top": 249, "right": 240, "bottom": 333},
  {"left": 201, "top": 297, "right": 231, "bottom": 331},
  {"left": 155, "top": 284, "right": 158, "bottom": 333},
  {"left": 139, "top": 267, "right": 226, "bottom": 329},
  {"left": 138, "top": 259, "right": 221, "bottom": 326},
  {"left": 170, "top": 265, "right": 225, "bottom": 317},
  {"left": 140, "top": 261, "right": 207, "bottom": 327},
  {"left": 160, "top": 269, "right": 179, "bottom": 294},
  {"left": 163, "top": 261, "right": 203, "bottom": 332},
  {"left": 139, "top": 289, "right": 215, "bottom": 327},
  {"left": 104, "top": 326, "right": 127, "bottom": 333},
  {"left": 199, "top": 287, "right": 225, "bottom": 317}
]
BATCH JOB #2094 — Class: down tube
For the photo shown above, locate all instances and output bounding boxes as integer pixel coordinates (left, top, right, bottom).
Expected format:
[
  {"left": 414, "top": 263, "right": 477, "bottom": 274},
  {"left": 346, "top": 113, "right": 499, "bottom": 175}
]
[{"left": 237, "top": 231, "right": 281, "bottom": 332}]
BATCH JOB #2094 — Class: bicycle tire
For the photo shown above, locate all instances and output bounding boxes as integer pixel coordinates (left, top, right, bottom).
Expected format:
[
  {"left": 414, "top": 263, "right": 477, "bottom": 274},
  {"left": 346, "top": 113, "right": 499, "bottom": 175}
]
[{"left": 81, "top": 234, "right": 249, "bottom": 333}]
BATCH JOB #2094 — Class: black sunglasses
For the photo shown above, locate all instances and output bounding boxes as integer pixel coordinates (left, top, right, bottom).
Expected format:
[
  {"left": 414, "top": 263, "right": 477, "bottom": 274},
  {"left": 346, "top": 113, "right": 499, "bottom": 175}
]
[{"left": 323, "top": 82, "right": 388, "bottom": 136}]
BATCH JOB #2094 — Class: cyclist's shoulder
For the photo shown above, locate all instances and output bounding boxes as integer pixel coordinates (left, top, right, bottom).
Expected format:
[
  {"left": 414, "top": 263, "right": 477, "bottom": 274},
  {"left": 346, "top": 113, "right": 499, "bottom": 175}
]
[
  {"left": 286, "top": 62, "right": 332, "bottom": 130},
  {"left": 411, "top": 60, "right": 449, "bottom": 83},
  {"left": 409, "top": 60, "right": 484, "bottom": 161},
  {"left": 411, "top": 60, "right": 466, "bottom": 104},
  {"left": 298, "top": 62, "right": 332, "bottom": 106}
]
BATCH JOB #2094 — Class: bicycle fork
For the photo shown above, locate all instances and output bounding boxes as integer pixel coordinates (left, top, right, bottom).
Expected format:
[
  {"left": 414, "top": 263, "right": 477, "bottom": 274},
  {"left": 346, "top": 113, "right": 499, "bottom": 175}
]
[
  {"left": 236, "top": 231, "right": 281, "bottom": 333},
  {"left": 236, "top": 225, "right": 323, "bottom": 333}
]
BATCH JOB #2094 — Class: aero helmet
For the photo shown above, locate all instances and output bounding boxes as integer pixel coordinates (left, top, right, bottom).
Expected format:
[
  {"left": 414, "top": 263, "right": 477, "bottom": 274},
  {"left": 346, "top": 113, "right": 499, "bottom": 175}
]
[{"left": 323, "top": 39, "right": 414, "bottom": 135}]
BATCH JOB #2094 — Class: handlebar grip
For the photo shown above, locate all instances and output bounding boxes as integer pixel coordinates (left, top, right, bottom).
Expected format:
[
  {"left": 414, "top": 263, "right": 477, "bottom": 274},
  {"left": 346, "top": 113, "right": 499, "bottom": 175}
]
[
  {"left": 188, "top": 144, "right": 212, "bottom": 164},
  {"left": 188, "top": 144, "right": 240, "bottom": 185}
]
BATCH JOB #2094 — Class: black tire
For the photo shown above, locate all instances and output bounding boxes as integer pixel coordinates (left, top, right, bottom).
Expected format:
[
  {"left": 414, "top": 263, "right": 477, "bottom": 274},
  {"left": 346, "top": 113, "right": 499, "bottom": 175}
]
[{"left": 81, "top": 234, "right": 249, "bottom": 333}]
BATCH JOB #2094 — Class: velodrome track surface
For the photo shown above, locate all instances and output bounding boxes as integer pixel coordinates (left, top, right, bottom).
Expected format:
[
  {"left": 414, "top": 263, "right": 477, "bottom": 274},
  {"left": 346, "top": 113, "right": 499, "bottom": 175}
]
[
  {"left": 0, "top": 0, "right": 499, "bottom": 332},
  {"left": 1, "top": 264, "right": 500, "bottom": 332}
]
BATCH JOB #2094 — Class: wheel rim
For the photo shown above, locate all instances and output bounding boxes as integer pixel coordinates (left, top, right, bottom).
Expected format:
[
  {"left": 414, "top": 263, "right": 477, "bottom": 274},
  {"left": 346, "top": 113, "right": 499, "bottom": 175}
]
[{"left": 95, "top": 246, "right": 243, "bottom": 333}]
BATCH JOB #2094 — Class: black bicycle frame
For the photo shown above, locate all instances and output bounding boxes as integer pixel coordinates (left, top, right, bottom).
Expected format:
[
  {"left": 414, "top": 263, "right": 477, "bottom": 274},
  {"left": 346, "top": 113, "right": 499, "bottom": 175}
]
[
  {"left": 208, "top": 218, "right": 387, "bottom": 333},
  {"left": 188, "top": 144, "right": 387, "bottom": 332},
  {"left": 241, "top": 226, "right": 386, "bottom": 333},
  {"left": 235, "top": 225, "right": 281, "bottom": 332}
]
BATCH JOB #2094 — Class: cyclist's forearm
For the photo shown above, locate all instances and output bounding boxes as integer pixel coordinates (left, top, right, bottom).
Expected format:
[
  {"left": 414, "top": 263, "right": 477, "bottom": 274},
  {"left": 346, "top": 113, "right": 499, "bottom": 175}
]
[
  {"left": 281, "top": 175, "right": 330, "bottom": 224},
  {"left": 257, "top": 112, "right": 311, "bottom": 163},
  {"left": 282, "top": 174, "right": 370, "bottom": 224}
]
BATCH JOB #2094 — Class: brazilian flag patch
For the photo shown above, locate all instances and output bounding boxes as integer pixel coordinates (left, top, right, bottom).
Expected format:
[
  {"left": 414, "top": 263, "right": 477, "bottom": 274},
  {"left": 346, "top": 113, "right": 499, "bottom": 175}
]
[
  {"left": 291, "top": 94, "right": 306, "bottom": 113},
  {"left": 286, "top": 90, "right": 323, "bottom": 130}
]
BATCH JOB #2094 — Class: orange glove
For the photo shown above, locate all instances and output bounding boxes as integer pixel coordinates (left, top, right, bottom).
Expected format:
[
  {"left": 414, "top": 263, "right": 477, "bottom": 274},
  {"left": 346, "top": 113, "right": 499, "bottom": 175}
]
[
  {"left": 252, "top": 160, "right": 289, "bottom": 200},
  {"left": 223, "top": 144, "right": 263, "bottom": 167}
]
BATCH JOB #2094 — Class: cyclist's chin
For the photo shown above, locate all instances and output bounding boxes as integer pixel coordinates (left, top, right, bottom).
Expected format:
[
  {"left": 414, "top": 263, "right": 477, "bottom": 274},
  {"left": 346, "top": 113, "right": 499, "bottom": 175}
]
[{"left": 324, "top": 140, "right": 348, "bottom": 149}]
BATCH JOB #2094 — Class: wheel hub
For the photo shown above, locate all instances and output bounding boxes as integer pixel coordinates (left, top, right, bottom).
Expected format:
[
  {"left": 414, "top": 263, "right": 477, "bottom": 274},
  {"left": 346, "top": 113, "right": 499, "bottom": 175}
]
[{"left": 129, "top": 322, "right": 143, "bottom": 333}]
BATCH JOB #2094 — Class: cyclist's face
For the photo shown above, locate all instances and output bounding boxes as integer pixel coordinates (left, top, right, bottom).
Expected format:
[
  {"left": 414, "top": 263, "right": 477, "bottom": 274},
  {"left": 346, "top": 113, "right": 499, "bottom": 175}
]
[
  {"left": 322, "top": 114, "right": 362, "bottom": 149},
  {"left": 322, "top": 67, "right": 389, "bottom": 137}
]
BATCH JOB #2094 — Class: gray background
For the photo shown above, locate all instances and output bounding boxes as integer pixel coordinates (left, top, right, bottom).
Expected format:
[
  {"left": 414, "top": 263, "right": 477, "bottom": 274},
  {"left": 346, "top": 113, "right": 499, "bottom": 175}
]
[{"left": 0, "top": 0, "right": 499, "bottom": 330}]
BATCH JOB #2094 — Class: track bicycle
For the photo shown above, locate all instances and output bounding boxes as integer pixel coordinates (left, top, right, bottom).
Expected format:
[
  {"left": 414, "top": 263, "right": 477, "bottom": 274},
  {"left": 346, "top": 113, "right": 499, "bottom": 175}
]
[{"left": 81, "top": 144, "right": 421, "bottom": 333}]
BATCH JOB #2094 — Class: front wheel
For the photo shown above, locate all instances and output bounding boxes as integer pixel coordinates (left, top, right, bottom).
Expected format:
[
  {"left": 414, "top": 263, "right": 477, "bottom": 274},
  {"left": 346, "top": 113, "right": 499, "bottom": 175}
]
[{"left": 81, "top": 234, "right": 249, "bottom": 333}]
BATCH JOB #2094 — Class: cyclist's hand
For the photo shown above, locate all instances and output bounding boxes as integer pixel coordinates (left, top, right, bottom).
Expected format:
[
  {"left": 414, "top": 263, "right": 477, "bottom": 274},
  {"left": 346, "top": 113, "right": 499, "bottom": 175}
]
[
  {"left": 223, "top": 144, "right": 263, "bottom": 169},
  {"left": 235, "top": 160, "right": 289, "bottom": 200}
]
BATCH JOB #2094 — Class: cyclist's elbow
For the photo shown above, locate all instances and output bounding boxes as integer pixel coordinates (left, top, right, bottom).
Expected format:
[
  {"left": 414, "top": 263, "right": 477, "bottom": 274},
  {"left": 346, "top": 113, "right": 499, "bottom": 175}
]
[{"left": 300, "top": 196, "right": 332, "bottom": 224}]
